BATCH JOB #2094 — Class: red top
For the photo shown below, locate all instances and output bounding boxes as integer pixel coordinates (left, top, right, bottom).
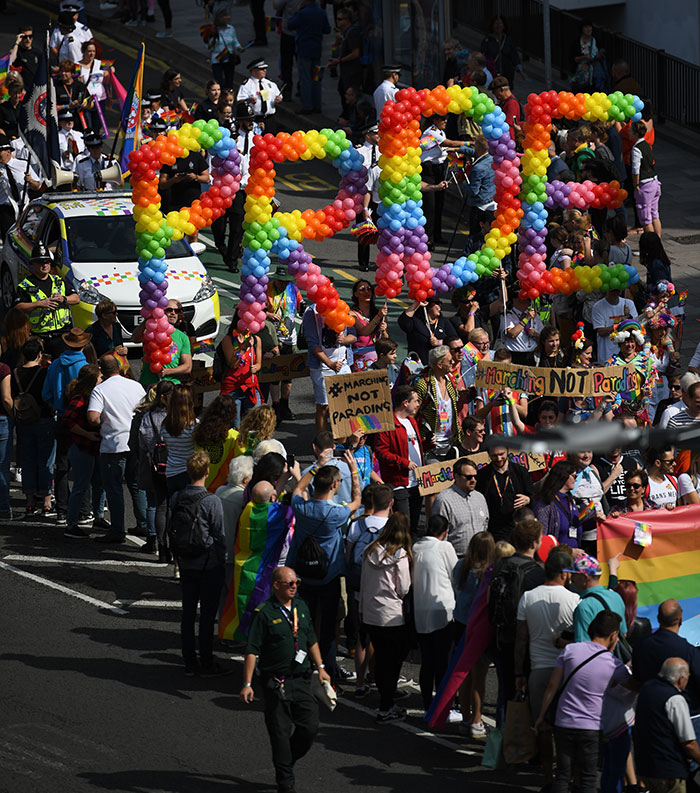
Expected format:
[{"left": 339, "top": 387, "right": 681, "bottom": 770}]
[{"left": 375, "top": 414, "right": 424, "bottom": 488}]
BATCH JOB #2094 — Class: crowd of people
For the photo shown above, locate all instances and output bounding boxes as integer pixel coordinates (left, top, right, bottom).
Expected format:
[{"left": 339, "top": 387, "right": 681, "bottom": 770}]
[{"left": 1, "top": 7, "right": 699, "bottom": 793}]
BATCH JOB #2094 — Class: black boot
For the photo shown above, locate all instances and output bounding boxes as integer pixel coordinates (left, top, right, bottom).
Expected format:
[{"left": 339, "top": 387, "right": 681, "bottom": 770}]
[
  {"left": 141, "top": 536, "right": 157, "bottom": 554},
  {"left": 280, "top": 398, "right": 296, "bottom": 420}
]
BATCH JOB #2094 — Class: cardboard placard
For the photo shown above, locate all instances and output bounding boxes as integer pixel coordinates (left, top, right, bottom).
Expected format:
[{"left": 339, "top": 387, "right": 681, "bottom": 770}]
[
  {"left": 416, "top": 451, "right": 546, "bottom": 496},
  {"left": 258, "top": 352, "right": 310, "bottom": 383},
  {"left": 474, "top": 360, "right": 635, "bottom": 398},
  {"left": 326, "top": 369, "right": 393, "bottom": 438}
]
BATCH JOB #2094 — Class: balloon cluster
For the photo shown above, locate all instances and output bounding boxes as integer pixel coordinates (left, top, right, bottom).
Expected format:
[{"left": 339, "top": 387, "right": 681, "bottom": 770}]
[
  {"left": 550, "top": 262, "right": 640, "bottom": 295},
  {"left": 129, "top": 119, "right": 241, "bottom": 372},
  {"left": 374, "top": 84, "right": 519, "bottom": 301},
  {"left": 516, "top": 89, "right": 641, "bottom": 299},
  {"left": 238, "top": 129, "right": 366, "bottom": 333}
]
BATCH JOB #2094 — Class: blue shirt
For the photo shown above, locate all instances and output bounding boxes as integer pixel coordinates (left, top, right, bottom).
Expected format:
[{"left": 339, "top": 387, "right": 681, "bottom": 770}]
[
  {"left": 41, "top": 349, "right": 88, "bottom": 415},
  {"left": 288, "top": 2, "right": 331, "bottom": 59},
  {"left": 573, "top": 585, "right": 628, "bottom": 643},
  {"left": 288, "top": 494, "right": 350, "bottom": 586}
]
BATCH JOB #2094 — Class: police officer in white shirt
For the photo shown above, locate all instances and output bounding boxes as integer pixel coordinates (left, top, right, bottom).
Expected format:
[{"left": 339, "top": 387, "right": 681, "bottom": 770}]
[
  {"left": 50, "top": 10, "right": 92, "bottom": 64},
  {"left": 58, "top": 108, "right": 85, "bottom": 171},
  {"left": 0, "top": 136, "right": 42, "bottom": 239},
  {"left": 420, "top": 115, "right": 462, "bottom": 247},
  {"left": 237, "top": 59, "right": 282, "bottom": 132},
  {"left": 373, "top": 64, "right": 400, "bottom": 119},
  {"left": 74, "top": 131, "right": 123, "bottom": 191},
  {"left": 356, "top": 120, "right": 380, "bottom": 271}
]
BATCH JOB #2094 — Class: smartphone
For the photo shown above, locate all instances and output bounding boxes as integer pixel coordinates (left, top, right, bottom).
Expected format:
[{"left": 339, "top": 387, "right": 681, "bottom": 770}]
[
  {"left": 287, "top": 453, "right": 295, "bottom": 468},
  {"left": 332, "top": 449, "right": 346, "bottom": 458}
]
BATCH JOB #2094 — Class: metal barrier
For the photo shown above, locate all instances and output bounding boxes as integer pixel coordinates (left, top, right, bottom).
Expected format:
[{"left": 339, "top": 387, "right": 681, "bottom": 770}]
[{"left": 453, "top": 0, "right": 700, "bottom": 128}]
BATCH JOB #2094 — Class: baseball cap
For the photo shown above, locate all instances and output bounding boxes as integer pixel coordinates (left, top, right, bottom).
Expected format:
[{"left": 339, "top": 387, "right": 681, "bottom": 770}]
[{"left": 563, "top": 553, "right": 603, "bottom": 577}]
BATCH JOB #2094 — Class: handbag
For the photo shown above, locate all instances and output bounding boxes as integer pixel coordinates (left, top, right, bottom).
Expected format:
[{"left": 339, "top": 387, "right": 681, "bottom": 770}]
[
  {"left": 482, "top": 727, "right": 504, "bottom": 769},
  {"left": 544, "top": 648, "right": 607, "bottom": 727},
  {"left": 503, "top": 696, "right": 537, "bottom": 764}
]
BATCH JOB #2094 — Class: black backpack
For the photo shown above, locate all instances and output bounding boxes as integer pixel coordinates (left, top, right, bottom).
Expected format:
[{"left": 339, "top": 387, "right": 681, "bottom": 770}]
[
  {"left": 295, "top": 534, "right": 328, "bottom": 580},
  {"left": 211, "top": 339, "right": 226, "bottom": 382},
  {"left": 167, "top": 490, "right": 210, "bottom": 558},
  {"left": 488, "top": 556, "right": 541, "bottom": 643},
  {"left": 148, "top": 413, "right": 168, "bottom": 476},
  {"left": 13, "top": 368, "right": 42, "bottom": 424}
]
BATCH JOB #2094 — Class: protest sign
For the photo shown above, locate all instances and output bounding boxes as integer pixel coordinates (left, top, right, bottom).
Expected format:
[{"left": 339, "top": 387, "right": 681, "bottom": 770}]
[
  {"left": 326, "top": 369, "right": 393, "bottom": 438},
  {"left": 474, "top": 360, "right": 635, "bottom": 397},
  {"left": 416, "top": 451, "right": 546, "bottom": 495},
  {"left": 258, "top": 353, "right": 310, "bottom": 383}
]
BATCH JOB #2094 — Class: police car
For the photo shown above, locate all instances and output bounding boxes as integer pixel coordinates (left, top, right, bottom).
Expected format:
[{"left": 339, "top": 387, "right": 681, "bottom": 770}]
[{"left": 0, "top": 192, "right": 220, "bottom": 344}]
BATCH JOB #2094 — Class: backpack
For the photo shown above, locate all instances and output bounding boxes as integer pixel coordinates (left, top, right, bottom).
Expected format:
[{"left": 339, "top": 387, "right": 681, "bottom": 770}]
[
  {"left": 295, "top": 532, "right": 328, "bottom": 581},
  {"left": 488, "top": 556, "right": 541, "bottom": 643},
  {"left": 148, "top": 412, "right": 168, "bottom": 476},
  {"left": 346, "top": 517, "right": 380, "bottom": 591},
  {"left": 167, "top": 490, "right": 210, "bottom": 558},
  {"left": 13, "top": 368, "right": 42, "bottom": 424},
  {"left": 211, "top": 338, "right": 226, "bottom": 382}
]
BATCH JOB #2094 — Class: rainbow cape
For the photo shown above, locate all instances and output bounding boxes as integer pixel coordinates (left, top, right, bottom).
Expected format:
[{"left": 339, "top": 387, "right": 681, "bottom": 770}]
[
  {"left": 598, "top": 506, "right": 700, "bottom": 645},
  {"left": 218, "top": 500, "right": 294, "bottom": 640}
]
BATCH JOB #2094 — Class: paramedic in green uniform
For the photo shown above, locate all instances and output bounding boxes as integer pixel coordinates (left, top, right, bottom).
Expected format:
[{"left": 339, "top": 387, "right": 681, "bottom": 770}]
[{"left": 241, "top": 566, "right": 331, "bottom": 793}]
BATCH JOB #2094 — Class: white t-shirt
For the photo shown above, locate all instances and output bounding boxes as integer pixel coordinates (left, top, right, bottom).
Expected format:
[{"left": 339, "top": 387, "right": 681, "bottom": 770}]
[
  {"left": 420, "top": 125, "right": 447, "bottom": 164},
  {"left": 434, "top": 387, "right": 453, "bottom": 447},
  {"left": 517, "top": 584, "right": 580, "bottom": 669},
  {"left": 678, "top": 473, "right": 700, "bottom": 500},
  {"left": 591, "top": 296, "right": 637, "bottom": 364},
  {"left": 647, "top": 475, "right": 679, "bottom": 507},
  {"left": 397, "top": 416, "right": 421, "bottom": 488},
  {"left": 500, "top": 308, "right": 543, "bottom": 353},
  {"left": 659, "top": 400, "right": 683, "bottom": 429},
  {"left": 412, "top": 535, "right": 459, "bottom": 633},
  {"left": 87, "top": 375, "right": 145, "bottom": 454}
]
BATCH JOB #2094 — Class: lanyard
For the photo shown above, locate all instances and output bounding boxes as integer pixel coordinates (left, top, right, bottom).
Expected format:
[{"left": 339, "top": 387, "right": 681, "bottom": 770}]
[
  {"left": 493, "top": 473, "right": 510, "bottom": 500},
  {"left": 279, "top": 605, "right": 298, "bottom": 652},
  {"left": 554, "top": 492, "right": 577, "bottom": 525}
]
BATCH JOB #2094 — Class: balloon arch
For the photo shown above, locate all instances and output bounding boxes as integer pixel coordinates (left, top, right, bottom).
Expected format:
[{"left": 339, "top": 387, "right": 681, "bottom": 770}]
[{"left": 128, "top": 90, "right": 642, "bottom": 374}]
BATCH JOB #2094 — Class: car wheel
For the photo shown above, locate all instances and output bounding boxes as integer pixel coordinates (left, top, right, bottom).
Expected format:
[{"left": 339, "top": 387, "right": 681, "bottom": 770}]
[{"left": 1, "top": 263, "right": 15, "bottom": 313}]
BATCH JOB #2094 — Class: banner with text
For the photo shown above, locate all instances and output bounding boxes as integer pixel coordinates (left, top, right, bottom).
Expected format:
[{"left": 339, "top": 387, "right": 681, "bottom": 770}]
[
  {"left": 416, "top": 451, "right": 546, "bottom": 496},
  {"left": 326, "top": 369, "right": 394, "bottom": 438},
  {"left": 258, "top": 353, "right": 310, "bottom": 383},
  {"left": 474, "top": 360, "right": 635, "bottom": 397}
]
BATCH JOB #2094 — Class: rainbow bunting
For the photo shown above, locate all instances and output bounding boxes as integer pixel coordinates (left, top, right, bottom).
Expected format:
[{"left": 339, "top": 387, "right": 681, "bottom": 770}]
[
  {"left": 218, "top": 501, "right": 295, "bottom": 641},
  {"left": 598, "top": 506, "right": 700, "bottom": 645}
]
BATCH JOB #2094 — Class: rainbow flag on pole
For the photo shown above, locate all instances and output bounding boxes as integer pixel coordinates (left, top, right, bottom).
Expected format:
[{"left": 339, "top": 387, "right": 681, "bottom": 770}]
[
  {"left": 598, "top": 506, "right": 700, "bottom": 645},
  {"left": 218, "top": 501, "right": 294, "bottom": 641},
  {"left": 0, "top": 51, "right": 11, "bottom": 101},
  {"left": 118, "top": 42, "right": 145, "bottom": 171}
]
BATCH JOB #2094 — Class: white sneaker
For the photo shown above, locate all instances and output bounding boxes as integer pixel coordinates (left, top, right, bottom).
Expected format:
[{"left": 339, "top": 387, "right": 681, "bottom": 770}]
[
  {"left": 156, "top": 30, "right": 173, "bottom": 37},
  {"left": 124, "top": 18, "right": 139, "bottom": 25},
  {"left": 471, "top": 721, "right": 487, "bottom": 738},
  {"left": 376, "top": 704, "right": 405, "bottom": 723},
  {"left": 447, "top": 709, "right": 463, "bottom": 724}
]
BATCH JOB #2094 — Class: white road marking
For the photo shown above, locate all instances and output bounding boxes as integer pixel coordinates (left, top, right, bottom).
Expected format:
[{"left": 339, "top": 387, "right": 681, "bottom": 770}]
[
  {"left": 113, "top": 599, "right": 180, "bottom": 609},
  {"left": 211, "top": 276, "right": 240, "bottom": 301},
  {"left": 3, "top": 555, "right": 163, "bottom": 567},
  {"left": 0, "top": 560, "right": 127, "bottom": 615}
]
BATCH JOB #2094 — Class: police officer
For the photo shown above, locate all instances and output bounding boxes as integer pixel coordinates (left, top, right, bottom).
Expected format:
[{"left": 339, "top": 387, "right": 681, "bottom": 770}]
[
  {"left": 58, "top": 108, "right": 85, "bottom": 171},
  {"left": 0, "top": 136, "right": 41, "bottom": 239},
  {"left": 75, "top": 131, "right": 122, "bottom": 191},
  {"left": 241, "top": 566, "right": 331, "bottom": 793},
  {"left": 15, "top": 242, "right": 79, "bottom": 359},
  {"left": 373, "top": 64, "right": 400, "bottom": 119},
  {"left": 237, "top": 59, "right": 282, "bottom": 132},
  {"left": 356, "top": 120, "right": 380, "bottom": 271}
]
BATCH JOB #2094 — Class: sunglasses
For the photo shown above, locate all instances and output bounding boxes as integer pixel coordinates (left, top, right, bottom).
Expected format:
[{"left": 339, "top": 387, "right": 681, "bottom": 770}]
[
  {"left": 280, "top": 580, "right": 300, "bottom": 587},
  {"left": 627, "top": 483, "right": 643, "bottom": 490},
  {"left": 459, "top": 473, "right": 477, "bottom": 480}
]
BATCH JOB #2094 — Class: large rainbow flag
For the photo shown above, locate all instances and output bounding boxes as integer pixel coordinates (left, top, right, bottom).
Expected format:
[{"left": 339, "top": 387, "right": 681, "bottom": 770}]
[
  {"left": 598, "top": 505, "right": 700, "bottom": 645},
  {"left": 218, "top": 500, "right": 294, "bottom": 641}
]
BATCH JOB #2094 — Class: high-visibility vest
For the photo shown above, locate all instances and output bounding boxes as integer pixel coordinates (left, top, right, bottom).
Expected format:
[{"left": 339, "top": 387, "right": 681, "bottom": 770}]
[{"left": 18, "top": 274, "right": 72, "bottom": 333}]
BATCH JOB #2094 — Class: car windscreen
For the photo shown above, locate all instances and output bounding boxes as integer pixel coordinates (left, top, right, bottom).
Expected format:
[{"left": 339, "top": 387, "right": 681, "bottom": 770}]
[{"left": 65, "top": 215, "right": 190, "bottom": 263}]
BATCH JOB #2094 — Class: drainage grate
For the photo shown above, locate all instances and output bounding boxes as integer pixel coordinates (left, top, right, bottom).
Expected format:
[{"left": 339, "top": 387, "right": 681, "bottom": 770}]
[{"left": 671, "top": 234, "right": 700, "bottom": 245}]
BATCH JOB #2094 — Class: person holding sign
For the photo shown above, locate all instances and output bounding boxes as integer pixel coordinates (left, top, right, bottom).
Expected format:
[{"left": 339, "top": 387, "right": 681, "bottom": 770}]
[
  {"left": 375, "top": 386, "right": 425, "bottom": 534},
  {"left": 500, "top": 294, "right": 543, "bottom": 366},
  {"left": 349, "top": 280, "right": 388, "bottom": 372},
  {"left": 413, "top": 347, "right": 463, "bottom": 462}
]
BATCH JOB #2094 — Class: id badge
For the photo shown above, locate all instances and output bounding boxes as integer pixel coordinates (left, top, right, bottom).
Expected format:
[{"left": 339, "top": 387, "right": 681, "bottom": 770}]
[
  {"left": 569, "top": 525, "right": 578, "bottom": 539},
  {"left": 294, "top": 649, "right": 307, "bottom": 665}
]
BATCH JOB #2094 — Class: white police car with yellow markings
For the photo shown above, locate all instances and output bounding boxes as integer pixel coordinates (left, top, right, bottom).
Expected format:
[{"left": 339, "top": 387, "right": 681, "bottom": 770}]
[{"left": 1, "top": 191, "right": 220, "bottom": 344}]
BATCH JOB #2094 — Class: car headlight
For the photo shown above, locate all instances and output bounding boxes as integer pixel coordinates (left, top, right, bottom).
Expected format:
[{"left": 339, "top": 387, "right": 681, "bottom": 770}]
[
  {"left": 77, "top": 280, "right": 107, "bottom": 305},
  {"left": 192, "top": 274, "right": 217, "bottom": 302}
]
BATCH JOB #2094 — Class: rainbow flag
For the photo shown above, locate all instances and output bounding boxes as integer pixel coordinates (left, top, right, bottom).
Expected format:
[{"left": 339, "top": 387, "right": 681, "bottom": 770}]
[
  {"left": 196, "top": 427, "right": 240, "bottom": 492},
  {"left": 218, "top": 500, "right": 295, "bottom": 641},
  {"left": 312, "top": 65, "right": 325, "bottom": 82},
  {"left": 265, "top": 15, "right": 281, "bottom": 33},
  {"left": 118, "top": 42, "right": 145, "bottom": 172},
  {"left": 0, "top": 51, "right": 11, "bottom": 101},
  {"left": 598, "top": 506, "right": 700, "bottom": 645},
  {"left": 419, "top": 131, "right": 440, "bottom": 150}
]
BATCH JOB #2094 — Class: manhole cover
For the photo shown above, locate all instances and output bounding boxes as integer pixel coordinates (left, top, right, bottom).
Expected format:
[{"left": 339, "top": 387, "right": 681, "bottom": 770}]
[{"left": 671, "top": 234, "right": 700, "bottom": 245}]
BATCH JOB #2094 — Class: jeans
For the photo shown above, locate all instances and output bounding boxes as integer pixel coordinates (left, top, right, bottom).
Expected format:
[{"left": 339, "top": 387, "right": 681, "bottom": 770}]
[
  {"left": 17, "top": 417, "right": 55, "bottom": 496},
  {"left": 125, "top": 451, "right": 148, "bottom": 531},
  {"left": 99, "top": 452, "right": 127, "bottom": 536},
  {"left": 180, "top": 564, "right": 225, "bottom": 666},
  {"left": 299, "top": 576, "right": 341, "bottom": 680},
  {"left": 279, "top": 31, "right": 295, "bottom": 99},
  {"left": 66, "top": 445, "right": 102, "bottom": 525},
  {"left": 417, "top": 623, "right": 454, "bottom": 709},
  {"left": 297, "top": 56, "right": 321, "bottom": 111},
  {"left": 166, "top": 471, "right": 191, "bottom": 497},
  {"left": 366, "top": 623, "right": 410, "bottom": 711},
  {"left": 600, "top": 728, "right": 631, "bottom": 793},
  {"left": 392, "top": 485, "right": 423, "bottom": 536},
  {"left": 0, "top": 417, "right": 9, "bottom": 512},
  {"left": 553, "top": 726, "right": 601, "bottom": 793},
  {"left": 229, "top": 386, "right": 261, "bottom": 428},
  {"left": 212, "top": 60, "right": 236, "bottom": 91},
  {"left": 146, "top": 475, "right": 169, "bottom": 542}
]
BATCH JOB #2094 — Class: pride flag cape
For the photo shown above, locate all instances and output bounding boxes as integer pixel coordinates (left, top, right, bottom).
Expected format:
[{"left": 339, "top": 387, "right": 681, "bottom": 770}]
[
  {"left": 598, "top": 506, "right": 700, "bottom": 645},
  {"left": 426, "top": 569, "right": 494, "bottom": 729},
  {"left": 218, "top": 501, "right": 294, "bottom": 641}
]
